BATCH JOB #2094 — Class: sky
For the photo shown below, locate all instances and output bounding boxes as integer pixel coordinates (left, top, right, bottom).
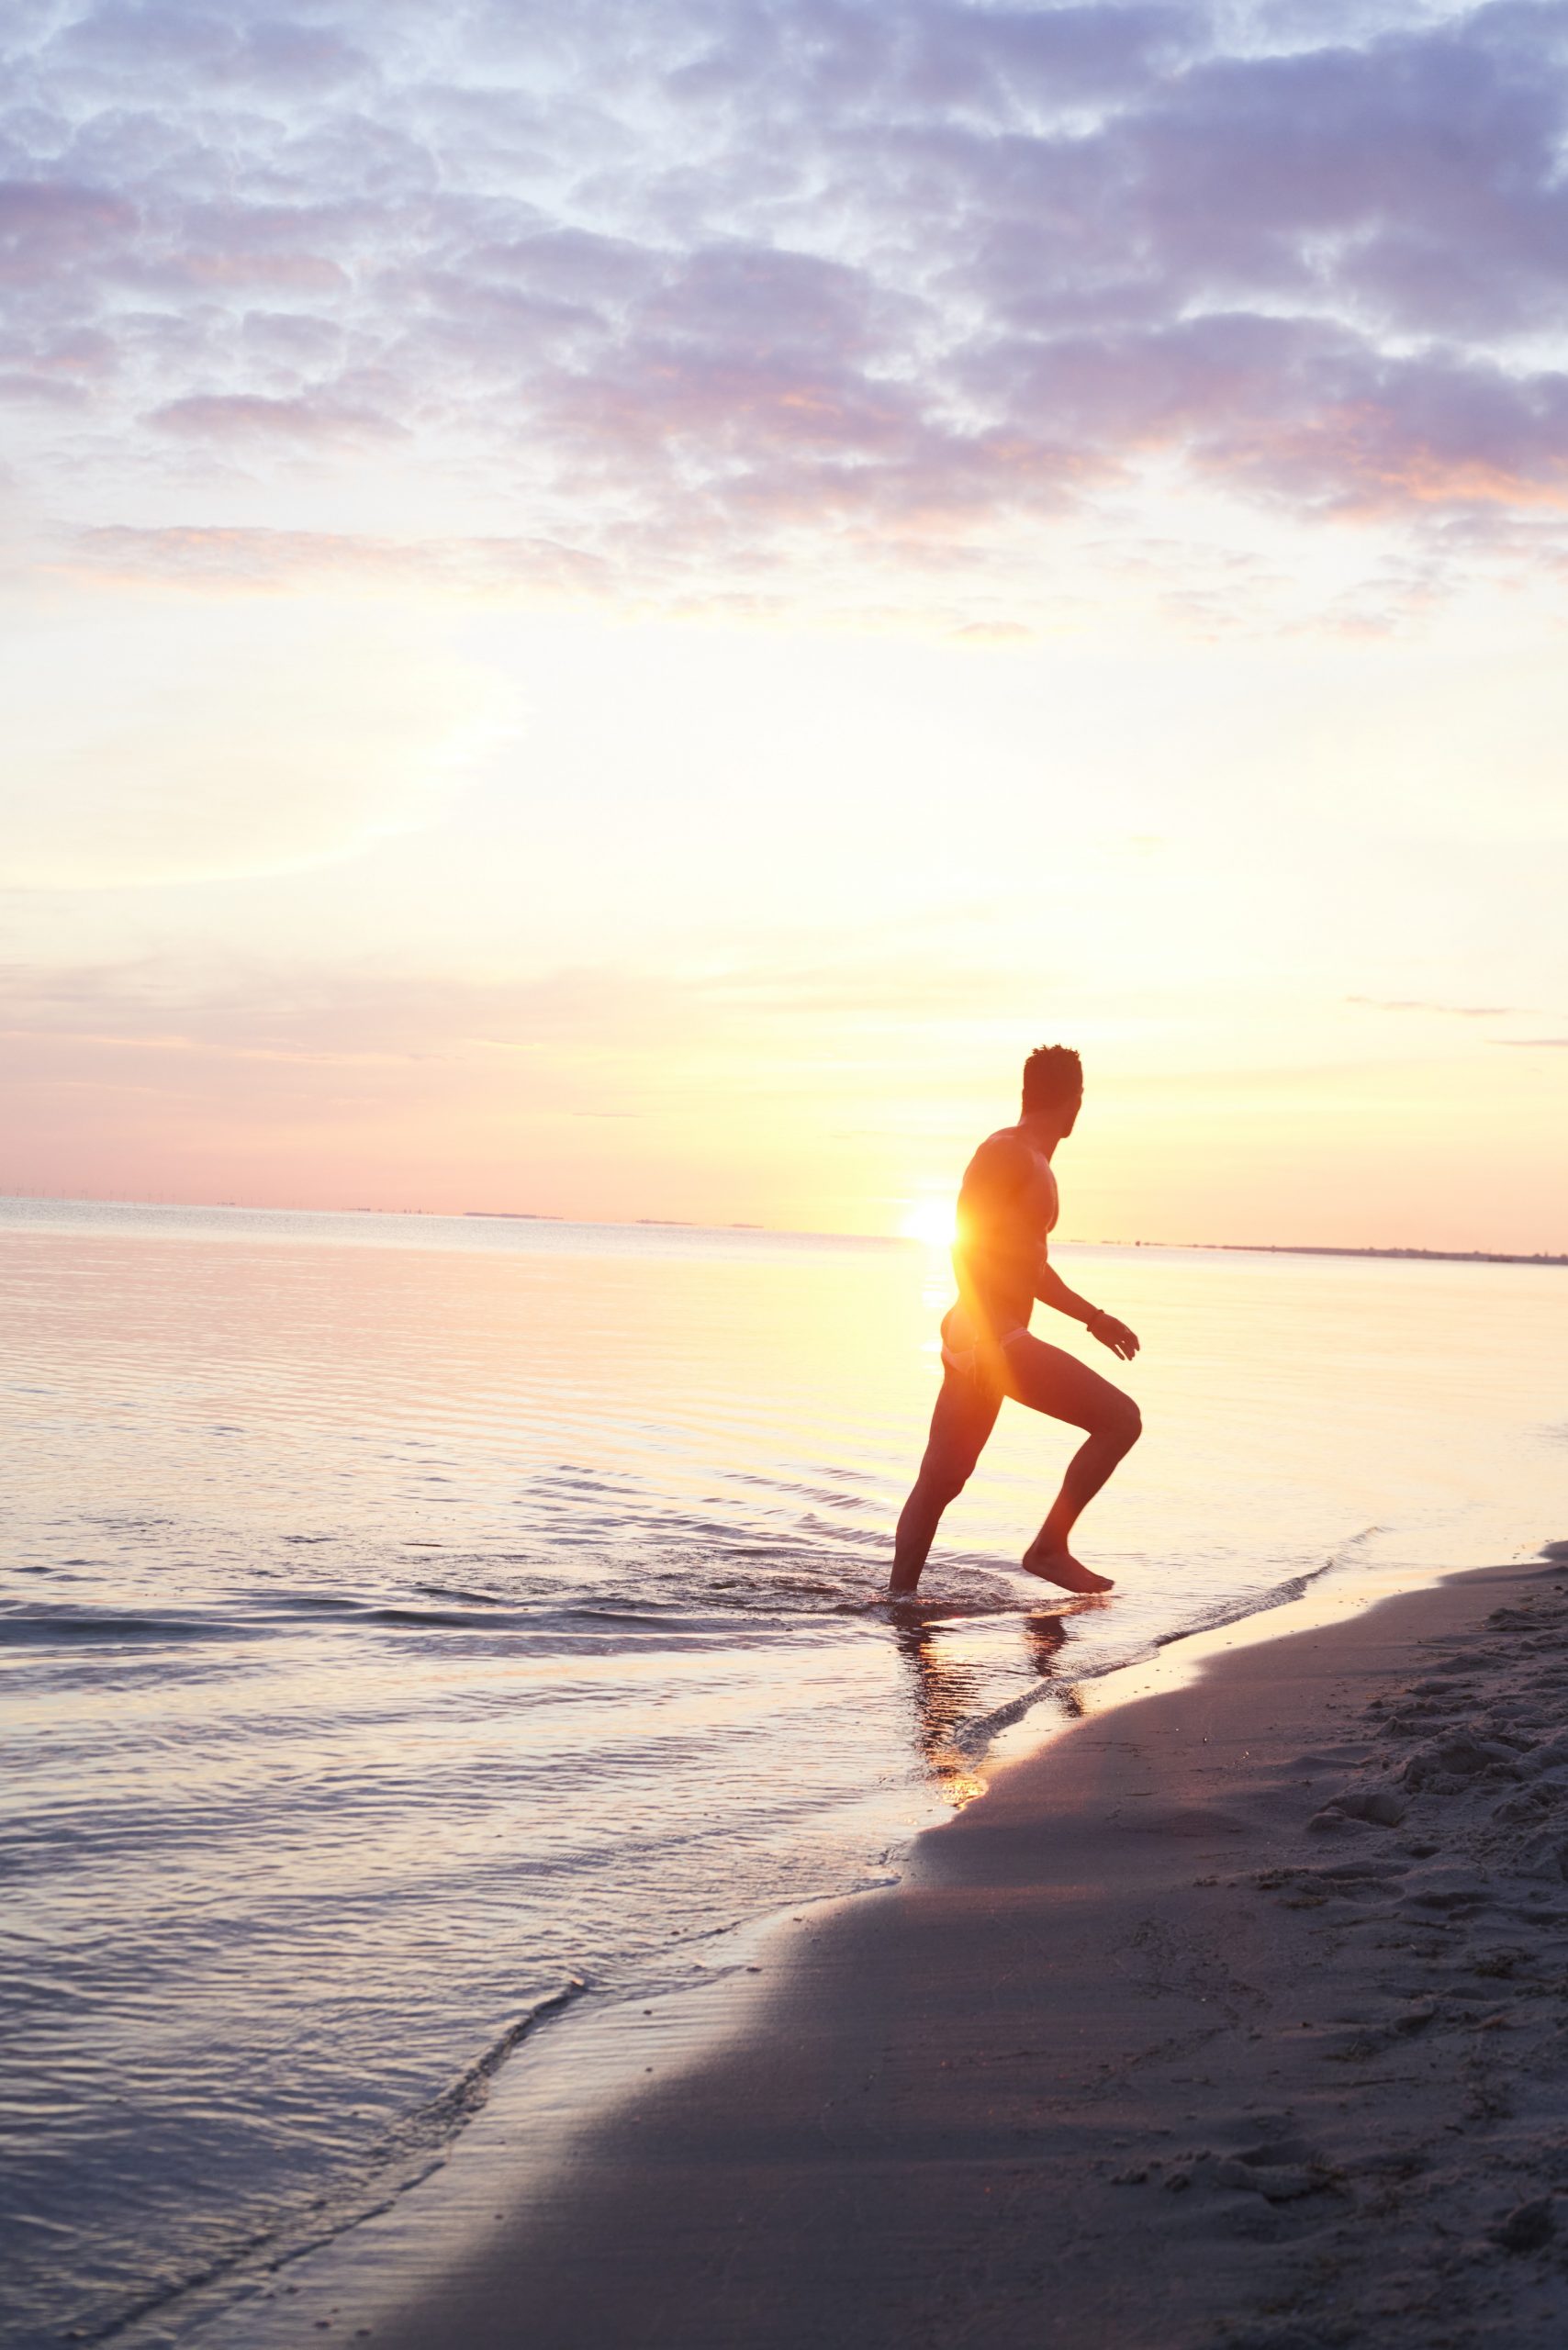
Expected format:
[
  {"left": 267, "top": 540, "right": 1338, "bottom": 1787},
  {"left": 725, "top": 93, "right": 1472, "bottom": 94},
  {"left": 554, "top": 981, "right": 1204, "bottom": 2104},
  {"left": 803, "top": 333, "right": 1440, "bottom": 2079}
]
[{"left": 3, "top": 0, "right": 1566, "bottom": 1248}]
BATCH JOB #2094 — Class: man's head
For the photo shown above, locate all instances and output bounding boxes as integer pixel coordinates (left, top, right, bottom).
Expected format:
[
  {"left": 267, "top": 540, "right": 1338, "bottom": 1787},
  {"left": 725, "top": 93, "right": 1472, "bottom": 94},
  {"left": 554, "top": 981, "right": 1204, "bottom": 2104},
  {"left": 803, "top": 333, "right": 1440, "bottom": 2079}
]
[{"left": 1021, "top": 1044, "right": 1083, "bottom": 1134}]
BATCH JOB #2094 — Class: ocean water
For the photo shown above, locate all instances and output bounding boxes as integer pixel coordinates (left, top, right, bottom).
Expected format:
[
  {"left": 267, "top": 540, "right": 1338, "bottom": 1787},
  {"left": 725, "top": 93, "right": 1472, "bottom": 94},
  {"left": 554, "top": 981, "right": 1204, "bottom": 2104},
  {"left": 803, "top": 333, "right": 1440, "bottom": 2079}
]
[{"left": 1, "top": 1198, "right": 1562, "bottom": 2348}]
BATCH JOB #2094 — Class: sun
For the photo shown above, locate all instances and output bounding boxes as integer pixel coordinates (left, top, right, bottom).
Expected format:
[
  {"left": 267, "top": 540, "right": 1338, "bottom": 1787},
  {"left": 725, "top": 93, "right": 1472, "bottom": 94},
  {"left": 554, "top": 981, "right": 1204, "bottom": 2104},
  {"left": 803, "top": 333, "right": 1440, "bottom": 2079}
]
[{"left": 900, "top": 1198, "right": 958, "bottom": 1248}]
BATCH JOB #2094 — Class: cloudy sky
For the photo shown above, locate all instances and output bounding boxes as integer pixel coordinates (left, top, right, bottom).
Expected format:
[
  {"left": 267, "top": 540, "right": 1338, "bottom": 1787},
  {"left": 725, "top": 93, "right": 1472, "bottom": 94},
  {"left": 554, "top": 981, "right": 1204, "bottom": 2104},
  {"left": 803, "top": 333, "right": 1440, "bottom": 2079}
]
[{"left": 4, "top": 0, "right": 1566, "bottom": 1245}]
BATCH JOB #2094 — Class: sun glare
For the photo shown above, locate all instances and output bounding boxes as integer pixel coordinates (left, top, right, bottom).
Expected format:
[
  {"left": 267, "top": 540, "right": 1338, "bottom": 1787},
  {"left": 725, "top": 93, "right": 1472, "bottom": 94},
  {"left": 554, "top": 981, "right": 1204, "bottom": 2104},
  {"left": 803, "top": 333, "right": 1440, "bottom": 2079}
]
[{"left": 900, "top": 1199, "right": 958, "bottom": 1248}]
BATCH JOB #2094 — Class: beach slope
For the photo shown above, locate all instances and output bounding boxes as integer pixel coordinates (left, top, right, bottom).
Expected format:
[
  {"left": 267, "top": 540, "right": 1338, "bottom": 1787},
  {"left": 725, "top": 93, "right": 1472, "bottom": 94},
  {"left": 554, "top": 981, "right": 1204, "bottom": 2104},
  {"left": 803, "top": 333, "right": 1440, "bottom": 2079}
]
[{"left": 286, "top": 1556, "right": 1568, "bottom": 2350}]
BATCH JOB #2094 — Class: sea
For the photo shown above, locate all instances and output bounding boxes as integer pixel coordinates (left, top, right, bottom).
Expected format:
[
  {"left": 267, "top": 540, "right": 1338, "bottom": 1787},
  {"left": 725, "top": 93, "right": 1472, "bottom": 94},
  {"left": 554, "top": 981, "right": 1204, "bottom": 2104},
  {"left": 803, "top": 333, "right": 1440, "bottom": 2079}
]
[{"left": 2, "top": 1197, "right": 1562, "bottom": 2348}]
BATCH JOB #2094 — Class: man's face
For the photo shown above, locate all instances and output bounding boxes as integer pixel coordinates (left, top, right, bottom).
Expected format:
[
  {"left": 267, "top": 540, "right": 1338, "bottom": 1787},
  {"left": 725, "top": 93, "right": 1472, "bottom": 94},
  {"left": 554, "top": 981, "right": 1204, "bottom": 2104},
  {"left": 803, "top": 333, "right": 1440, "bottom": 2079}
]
[{"left": 1061, "top": 1085, "right": 1083, "bottom": 1137}]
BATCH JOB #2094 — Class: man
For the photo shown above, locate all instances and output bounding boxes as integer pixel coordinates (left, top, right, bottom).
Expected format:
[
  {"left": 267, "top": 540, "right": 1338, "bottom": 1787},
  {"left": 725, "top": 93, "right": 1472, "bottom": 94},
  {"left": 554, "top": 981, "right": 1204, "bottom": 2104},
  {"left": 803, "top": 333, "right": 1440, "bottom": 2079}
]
[{"left": 890, "top": 1045, "right": 1141, "bottom": 1600}]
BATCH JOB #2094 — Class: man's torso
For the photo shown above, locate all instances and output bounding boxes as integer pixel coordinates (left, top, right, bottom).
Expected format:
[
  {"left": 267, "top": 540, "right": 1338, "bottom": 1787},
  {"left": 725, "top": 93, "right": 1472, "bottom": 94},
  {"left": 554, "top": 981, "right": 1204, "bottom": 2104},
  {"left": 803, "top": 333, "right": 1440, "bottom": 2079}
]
[{"left": 946, "top": 1125, "right": 1058, "bottom": 1355}]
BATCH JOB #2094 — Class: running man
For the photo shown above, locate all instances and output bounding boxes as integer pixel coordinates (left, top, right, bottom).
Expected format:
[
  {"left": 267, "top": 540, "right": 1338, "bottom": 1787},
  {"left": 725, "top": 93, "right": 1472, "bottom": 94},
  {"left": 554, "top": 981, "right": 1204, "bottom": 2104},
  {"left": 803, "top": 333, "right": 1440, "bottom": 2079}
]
[{"left": 890, "top": 1046, "right": 1142, "bottom": 1600}]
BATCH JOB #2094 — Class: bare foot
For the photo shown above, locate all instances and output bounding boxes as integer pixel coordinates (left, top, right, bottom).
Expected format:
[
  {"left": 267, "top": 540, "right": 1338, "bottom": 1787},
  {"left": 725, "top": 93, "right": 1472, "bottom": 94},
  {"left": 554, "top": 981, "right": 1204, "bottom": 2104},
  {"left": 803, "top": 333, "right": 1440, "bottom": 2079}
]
[{"left": 1020, "top": 1538, "right": 1114, "bottom": 1595}]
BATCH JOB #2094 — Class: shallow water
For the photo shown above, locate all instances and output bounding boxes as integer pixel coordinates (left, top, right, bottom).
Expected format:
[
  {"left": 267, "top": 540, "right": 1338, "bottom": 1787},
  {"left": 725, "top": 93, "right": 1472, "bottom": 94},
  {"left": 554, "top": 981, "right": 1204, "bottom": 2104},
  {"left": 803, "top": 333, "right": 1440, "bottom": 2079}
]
[{"left": 1, "top": 1199, "right": 1562, "bottom": 2347}]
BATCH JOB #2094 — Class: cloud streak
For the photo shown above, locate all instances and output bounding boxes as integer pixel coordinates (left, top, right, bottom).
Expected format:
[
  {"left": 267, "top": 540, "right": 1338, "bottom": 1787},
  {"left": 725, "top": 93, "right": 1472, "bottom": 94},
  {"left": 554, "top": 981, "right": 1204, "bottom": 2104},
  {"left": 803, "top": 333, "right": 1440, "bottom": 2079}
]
[
  {"left": 1346, "top": 996, "right": 1527, "bottom": 1016},
  {"left": 6, "top": 0, "right": 1568, "bottom": 601}
]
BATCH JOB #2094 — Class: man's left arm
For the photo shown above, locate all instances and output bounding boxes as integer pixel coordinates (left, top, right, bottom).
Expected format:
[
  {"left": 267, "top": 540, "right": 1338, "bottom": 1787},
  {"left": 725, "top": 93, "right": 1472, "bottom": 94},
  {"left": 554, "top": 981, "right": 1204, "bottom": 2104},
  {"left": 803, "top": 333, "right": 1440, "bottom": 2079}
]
[{"left": 1036, "top": 1261, "right": 1140, "bottom": 1361}]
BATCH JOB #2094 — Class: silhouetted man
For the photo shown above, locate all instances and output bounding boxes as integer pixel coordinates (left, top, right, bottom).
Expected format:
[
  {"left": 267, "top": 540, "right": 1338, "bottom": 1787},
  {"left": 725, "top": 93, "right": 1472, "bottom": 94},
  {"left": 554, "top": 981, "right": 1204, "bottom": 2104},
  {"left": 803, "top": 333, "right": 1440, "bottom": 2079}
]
[{"left": 890, "top": 1046, "right": 1141, "bottom": 1599}]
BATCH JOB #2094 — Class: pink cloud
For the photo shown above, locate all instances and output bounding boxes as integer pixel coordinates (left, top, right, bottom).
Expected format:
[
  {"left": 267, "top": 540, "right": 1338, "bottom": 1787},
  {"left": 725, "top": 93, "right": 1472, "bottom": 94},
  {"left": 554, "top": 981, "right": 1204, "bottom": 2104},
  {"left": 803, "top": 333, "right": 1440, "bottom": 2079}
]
[{"left": 67, "top": 523, "right": 609, "bottom": 592}]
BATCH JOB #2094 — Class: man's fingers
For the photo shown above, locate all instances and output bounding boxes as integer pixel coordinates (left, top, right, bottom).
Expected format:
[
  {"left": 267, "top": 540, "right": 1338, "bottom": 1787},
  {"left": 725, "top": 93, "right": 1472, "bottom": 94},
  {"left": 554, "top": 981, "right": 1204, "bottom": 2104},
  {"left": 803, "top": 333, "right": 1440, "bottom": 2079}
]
[{"left": 1093, "top": 1319, "right": 1139, "bottom": 1360}]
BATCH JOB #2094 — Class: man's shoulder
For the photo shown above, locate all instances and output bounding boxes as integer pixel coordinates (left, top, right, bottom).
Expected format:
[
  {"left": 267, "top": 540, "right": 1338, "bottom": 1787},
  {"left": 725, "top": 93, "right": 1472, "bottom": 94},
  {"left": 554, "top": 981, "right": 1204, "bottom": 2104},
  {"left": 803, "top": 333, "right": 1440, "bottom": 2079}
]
[{"left": 965, "top": 1125, "right": 1031, "bottom": 1182}]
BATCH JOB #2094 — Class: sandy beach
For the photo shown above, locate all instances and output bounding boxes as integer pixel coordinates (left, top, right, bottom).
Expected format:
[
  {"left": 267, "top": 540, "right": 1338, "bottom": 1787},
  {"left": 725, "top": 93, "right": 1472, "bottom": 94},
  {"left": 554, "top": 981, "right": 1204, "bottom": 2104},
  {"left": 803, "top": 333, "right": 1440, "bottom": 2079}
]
[{"left": 193, "top": 1542, "right": 1568, "bottom": 2350}]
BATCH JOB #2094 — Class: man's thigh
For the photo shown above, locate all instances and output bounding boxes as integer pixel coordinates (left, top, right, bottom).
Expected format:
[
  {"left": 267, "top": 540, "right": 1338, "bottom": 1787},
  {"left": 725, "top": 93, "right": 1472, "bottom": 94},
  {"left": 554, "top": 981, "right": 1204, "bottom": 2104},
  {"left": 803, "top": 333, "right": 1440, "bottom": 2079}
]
[
  {"left": 921, "top": 1367, "right": 1003, "bottom": 1482},
  {"left": 1000, "top": 1333, "right": 1133, "bottom": 1432}
]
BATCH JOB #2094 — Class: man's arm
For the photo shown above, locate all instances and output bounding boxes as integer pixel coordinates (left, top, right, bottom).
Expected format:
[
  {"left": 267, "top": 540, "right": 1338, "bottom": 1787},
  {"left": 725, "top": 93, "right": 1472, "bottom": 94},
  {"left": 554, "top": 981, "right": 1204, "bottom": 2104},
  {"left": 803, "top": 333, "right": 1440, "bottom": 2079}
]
[{"left": 1036, "top": 1260, "right": 1140, "bottom": 1361}]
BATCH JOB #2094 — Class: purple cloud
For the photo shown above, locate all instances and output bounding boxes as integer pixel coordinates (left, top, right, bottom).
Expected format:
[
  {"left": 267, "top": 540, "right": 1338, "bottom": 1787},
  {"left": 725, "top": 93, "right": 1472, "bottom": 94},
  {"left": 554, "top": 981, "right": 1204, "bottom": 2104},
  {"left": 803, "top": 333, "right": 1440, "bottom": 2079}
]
[
  {"left": 150, "top": 391, "right": 401, "bottom": 444},
  {"left": 56, "top": 2, "right": 372, "bottom": 92},
  {"left": 8, "top": 0, "right": 1568, "bottom": 591}
]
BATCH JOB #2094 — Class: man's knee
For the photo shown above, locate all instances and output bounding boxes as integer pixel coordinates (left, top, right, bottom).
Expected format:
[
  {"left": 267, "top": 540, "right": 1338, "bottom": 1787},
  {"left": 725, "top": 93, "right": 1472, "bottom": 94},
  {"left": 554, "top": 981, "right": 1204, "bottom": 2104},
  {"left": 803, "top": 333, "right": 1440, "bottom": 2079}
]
[
  {"left": 1105, "top": 1394, "right": 1142, "bottom": 1452},
  {"left": 921, "top": 1455, "right": 975, "bottom": 1506}
]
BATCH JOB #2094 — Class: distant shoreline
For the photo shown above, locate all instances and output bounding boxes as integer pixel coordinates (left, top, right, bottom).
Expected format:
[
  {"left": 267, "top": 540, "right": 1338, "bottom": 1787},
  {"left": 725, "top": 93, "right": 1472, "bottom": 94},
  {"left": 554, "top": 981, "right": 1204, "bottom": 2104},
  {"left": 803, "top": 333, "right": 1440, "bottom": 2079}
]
[
  {"left": 2, "top": 1197, "right": 1562, "bottom": 1263},
  {"left": 1208, "top": 1241, "right": 1567, "bottom": 1268},
  {"left": 462, "top": 1215, "right": 1566, "bottom": 1263}
]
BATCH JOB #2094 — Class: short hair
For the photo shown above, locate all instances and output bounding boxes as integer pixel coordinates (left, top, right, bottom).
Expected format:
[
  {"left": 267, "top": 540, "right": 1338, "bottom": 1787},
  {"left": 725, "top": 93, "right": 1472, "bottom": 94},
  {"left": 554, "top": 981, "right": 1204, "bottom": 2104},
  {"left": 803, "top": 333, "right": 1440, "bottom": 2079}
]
[{"left": 1021, "top": 1044, "right": 1082, "bottom": 1116}]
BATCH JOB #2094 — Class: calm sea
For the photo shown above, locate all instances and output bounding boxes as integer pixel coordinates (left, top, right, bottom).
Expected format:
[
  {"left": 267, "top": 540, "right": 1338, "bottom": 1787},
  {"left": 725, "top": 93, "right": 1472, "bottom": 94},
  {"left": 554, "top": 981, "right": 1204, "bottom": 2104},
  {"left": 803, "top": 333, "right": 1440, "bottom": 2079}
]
[{"left": 2, "top": 1199, "right": 1562, "bottom": 2347}]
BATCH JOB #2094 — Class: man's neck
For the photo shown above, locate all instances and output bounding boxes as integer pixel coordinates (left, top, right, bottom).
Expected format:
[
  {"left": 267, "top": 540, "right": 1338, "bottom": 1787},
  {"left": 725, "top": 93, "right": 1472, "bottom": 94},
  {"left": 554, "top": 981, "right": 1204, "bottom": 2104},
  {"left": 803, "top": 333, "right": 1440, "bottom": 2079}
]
[{"left": 1017, "top": 1112, "right": 1066, "bottom": 1158}]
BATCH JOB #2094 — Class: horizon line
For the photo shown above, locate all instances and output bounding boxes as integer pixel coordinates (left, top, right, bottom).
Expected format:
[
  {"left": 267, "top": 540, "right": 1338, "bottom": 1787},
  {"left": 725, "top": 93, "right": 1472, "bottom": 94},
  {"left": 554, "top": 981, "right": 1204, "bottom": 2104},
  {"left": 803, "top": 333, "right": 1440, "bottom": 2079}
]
[{"left": 0, "top": 1191, "right": 1562, "bottom": 1266}]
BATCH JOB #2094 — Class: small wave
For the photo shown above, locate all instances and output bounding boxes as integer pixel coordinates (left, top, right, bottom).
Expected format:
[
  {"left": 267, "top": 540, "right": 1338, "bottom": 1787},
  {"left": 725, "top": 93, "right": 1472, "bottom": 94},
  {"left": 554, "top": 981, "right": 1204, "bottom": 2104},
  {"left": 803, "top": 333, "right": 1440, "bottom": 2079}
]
[
  {"left": 377, "top": 1980, "right": 587, "bottom": 2149},
  {"left": 0, "top": 1609, "right": 248, "bottom": 1647},
  {"left": 949, "top": 1673, "right": 1104, "bottom": 1754},
  {"left": 866, "top": 1591, "right": 1064, "bottom": 1624},
  {"left": 92, "top": 1979, "right": 588, "bottom": 2346},
  {"left": 946, "top": 1560, "right": 1338, "bottom": 1758},
  {"left": 256, "top": 1588, "right": 363, "bottom": 1611},
  {"left": 1149, "top": 1558, "right": 1334, "bottom": 1651},
  {"left": 365, "top": 1605, "right": 508, "bottom": 1629}
]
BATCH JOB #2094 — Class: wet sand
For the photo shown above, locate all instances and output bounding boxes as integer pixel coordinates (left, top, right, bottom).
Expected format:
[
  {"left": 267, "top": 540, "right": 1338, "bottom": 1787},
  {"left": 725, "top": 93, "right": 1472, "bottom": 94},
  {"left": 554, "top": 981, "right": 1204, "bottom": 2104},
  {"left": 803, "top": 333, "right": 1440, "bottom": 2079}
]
[{"left": 223, "top": 1550, "right": 1568, "bottom": 2350}]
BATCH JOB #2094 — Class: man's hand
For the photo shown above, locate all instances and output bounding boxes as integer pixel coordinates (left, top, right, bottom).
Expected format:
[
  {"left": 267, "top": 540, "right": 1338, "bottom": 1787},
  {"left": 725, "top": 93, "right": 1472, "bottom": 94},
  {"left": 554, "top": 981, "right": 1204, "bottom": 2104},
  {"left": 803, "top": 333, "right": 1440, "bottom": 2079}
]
[{"left": 1089, "top": 1313, "right": 1139, "bottom": 1361}]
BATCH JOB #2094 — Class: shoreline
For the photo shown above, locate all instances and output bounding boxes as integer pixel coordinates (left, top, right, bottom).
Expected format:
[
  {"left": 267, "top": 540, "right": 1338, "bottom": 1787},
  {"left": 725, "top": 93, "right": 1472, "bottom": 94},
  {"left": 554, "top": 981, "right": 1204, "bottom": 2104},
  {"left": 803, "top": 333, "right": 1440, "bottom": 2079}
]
[
  {"left": 188, "top": 1541, "right": 1568, "bottom": 2350},
  {"left": 1208, "top": 1243, "right": 1568, "bottom": 1270},
  {"left": 106, "top": 1552, "right": 1430, "bottom": 2350}
]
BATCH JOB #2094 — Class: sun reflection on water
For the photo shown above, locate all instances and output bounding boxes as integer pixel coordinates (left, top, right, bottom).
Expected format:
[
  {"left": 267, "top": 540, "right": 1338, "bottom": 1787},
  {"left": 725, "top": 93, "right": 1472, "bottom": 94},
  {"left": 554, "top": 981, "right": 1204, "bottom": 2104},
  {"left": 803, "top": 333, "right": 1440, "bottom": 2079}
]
[{"left": 892, "top": 1607, "right": 1071, "bottom": 1807}]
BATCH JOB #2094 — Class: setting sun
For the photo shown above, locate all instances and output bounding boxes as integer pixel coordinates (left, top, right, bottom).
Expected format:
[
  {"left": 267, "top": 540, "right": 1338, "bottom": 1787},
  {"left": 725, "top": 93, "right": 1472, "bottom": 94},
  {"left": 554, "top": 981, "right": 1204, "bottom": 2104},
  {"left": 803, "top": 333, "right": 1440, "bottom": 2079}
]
[{"left": 900, "top": 1200, "right": 958, "bottom": 1249}]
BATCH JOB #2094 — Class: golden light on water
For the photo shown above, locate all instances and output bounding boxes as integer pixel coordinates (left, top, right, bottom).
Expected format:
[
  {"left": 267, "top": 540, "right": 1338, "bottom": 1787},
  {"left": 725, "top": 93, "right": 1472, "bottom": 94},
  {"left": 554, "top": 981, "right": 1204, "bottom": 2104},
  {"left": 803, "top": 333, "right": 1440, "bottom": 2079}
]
[{"left": 930, "top": 1755, "right": 990, "bottom": 1809}]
